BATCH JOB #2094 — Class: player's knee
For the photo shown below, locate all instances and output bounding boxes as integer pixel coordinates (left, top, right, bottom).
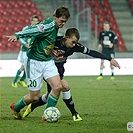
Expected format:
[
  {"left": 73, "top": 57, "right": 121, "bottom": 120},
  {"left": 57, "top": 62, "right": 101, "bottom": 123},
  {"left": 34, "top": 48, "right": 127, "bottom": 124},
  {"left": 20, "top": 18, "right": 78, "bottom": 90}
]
[
  {"left": 51, "top": 82, "right": 62, "bottom": 92},
  {"left": 57, "top": 83, "right": 62, "bottom": 91},
  {"left": 61, "top": 84, "right": 69, "bottom": 91}
]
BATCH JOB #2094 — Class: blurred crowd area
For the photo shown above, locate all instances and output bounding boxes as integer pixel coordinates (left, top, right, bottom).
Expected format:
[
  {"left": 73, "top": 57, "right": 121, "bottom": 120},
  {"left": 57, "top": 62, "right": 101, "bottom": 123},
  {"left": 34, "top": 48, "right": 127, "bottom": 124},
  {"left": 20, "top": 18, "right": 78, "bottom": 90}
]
[{"left": 0, "top": 0, "right": 133, "bottom": 59}]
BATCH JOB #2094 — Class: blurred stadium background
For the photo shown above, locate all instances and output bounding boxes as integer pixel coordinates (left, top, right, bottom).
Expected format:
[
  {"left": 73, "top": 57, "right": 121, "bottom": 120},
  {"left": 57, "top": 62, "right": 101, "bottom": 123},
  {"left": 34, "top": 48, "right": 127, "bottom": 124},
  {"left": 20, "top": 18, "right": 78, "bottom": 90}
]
[{"left": 0, "top": 0, "right": 133, "bottom": 59}]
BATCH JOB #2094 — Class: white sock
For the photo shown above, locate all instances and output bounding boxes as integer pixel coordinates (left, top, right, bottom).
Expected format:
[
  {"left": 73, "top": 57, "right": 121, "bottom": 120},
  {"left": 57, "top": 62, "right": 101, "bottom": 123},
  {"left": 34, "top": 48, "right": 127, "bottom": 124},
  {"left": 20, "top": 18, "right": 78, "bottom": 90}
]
[
  {"left": 41, "top": 94, "right": 47, "bottom": 103},
  {"left": 62, "top": 90, "right": 71, "bottom": 99}
]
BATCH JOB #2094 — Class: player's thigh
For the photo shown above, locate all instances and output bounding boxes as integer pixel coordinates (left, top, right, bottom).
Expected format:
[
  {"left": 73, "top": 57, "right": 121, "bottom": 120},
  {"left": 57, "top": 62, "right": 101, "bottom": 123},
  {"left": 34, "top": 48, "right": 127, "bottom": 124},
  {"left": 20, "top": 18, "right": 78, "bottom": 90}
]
[
  {"left": 44, "top": 60, "right": 62, "bottom": 90},
  {"left": 43, "top": 60, "right": 59, "bottom": 80},
  {"left": 25, "top": 58, "right": 43, "bottom": 91},
  {"left": 46, "top": 75, "right": 62, "bottom": 91}
]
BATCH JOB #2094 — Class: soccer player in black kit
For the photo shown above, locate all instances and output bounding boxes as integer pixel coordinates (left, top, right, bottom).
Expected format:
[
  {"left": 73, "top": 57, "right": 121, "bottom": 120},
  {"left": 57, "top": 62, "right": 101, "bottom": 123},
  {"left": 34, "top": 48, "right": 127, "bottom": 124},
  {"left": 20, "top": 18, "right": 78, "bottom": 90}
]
[
  {"left": 97, "top": 21, "right": 118, "bottom": 80},
  {"left": 23, "top": 28, "right": 120, "bottom": 121}
]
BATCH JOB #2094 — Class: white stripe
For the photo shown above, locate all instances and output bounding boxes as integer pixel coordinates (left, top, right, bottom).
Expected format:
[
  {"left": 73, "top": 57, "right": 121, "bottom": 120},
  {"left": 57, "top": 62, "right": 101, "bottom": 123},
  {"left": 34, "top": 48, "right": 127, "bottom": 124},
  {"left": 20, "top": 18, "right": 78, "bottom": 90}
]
[
  {"left": 83, "top": 47, "right": 87, "bottom": 53},
  {"left": 44, "top": 21, "right": 55, "bottom": 29},
  {"left": 19, "top": 38, "right": 27, "bottom": 45},
  {"left": 114, "top": 36, "right": 118, "bottom": 39},
  {"left": 16, "top": 27, "right": 39, "bottom": 35}
]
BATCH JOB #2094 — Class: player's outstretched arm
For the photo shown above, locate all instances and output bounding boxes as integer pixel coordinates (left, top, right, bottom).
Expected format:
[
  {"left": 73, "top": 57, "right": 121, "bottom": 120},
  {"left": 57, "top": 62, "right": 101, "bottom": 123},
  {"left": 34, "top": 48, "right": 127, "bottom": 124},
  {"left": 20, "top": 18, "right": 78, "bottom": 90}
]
[
  {"left": 110, "top": 59, "right": 120, "bottom": 69},
  {"left": 3, "top": 35, "right": 17, "bottom": 42},
  {"left": 87, "top": 50, "right": 120, "bottom": 69}
]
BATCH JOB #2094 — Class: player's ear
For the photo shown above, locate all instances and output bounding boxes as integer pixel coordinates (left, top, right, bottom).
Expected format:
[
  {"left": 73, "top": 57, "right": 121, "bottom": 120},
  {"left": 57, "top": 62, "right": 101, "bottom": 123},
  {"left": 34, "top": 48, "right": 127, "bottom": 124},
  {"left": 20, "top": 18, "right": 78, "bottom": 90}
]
[
  {"left": 65, "top": 36, "right": 69, "bottom": 40},
  {"left": 54, "top": 16, "right": 57, "bottom": 22}
]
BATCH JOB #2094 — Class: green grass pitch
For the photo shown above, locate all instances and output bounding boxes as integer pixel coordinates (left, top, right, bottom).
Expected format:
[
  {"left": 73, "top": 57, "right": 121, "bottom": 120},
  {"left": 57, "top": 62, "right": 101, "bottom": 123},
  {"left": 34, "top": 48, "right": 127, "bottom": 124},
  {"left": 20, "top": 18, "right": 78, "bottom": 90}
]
[{"left": 0, "top": 76, "right": 132, "bottom": 133}]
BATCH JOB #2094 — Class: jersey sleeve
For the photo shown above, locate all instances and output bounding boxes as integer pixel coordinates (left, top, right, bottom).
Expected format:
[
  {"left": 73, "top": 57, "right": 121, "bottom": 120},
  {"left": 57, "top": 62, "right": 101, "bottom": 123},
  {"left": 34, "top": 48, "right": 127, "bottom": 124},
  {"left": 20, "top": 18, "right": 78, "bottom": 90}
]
[
  {"left": 17, "top": 26, "right": 31, "bottom": 46},
  {"left": 111, "top": 31, "right": 118, "bottom": 45},
  {"left": 18, "top": 38, "right": 27, "bottom": 46},
  {"left": 88, "top": 50, "right": 112, "bottom": 61},
  {"left": 14, "top": 18, "right": 56, "bottom": 39},
  {"left": 74, "top": 43, "right": 112, "bottom": 61},
  {"left": 73, "top": 43, "right": 90, "bottom": 53},
  {"left": 14, "top": 24, "right": 42, "bottom": 39}
]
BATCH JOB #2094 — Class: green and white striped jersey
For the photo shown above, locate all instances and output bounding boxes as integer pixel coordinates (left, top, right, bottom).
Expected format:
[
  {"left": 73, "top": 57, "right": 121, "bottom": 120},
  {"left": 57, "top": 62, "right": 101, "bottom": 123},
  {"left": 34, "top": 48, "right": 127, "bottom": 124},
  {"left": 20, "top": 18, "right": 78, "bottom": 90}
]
[
  {"left": 14, "top": 18, "right": 59, "bottom": 61},
  {"left": 18, "top": 26, "right": 30, "bottom": 52}
]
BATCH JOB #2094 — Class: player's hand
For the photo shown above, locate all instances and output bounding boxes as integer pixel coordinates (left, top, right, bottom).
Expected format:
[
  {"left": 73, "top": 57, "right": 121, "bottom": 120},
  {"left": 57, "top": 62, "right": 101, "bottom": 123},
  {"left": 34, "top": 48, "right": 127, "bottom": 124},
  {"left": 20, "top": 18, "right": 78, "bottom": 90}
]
[
  {"left": 109, "top": 43, "right": 113, "bottom": 48},
  {"left": 98, "top": 44, "right": 102, "bottom": 51},
  {"left": 3, "top": 35, "right": 17, "bottom": 42},
  {"left": 110, "top": 59, "right": 120, "bottom": 69},
  {"left": 25, "top": 44, "right": 30, "bottom": 48}
]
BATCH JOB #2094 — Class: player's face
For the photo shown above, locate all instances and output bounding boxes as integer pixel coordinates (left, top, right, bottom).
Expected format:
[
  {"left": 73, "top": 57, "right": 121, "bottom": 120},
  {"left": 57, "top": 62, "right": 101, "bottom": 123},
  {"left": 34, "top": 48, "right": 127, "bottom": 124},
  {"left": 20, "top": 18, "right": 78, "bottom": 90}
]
[
  {"left": 31, "top": 18, "right": 39, "bottom": 26},
  {"left": 54, "top": 16, "right": 68, "bottom": 28},
  {"left": 104, "top": 24, "right": 110, "bottom": 31},
  {"left": 65, "top": 35, "right": 78, "bottom": 48}
]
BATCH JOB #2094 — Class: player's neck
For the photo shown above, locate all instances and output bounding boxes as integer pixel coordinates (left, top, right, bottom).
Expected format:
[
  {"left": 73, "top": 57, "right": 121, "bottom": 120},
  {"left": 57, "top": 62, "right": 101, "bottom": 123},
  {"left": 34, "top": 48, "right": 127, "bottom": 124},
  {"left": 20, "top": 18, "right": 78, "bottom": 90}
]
[{"left": 62, "top": 38, "right": 66, "bottom": 46}]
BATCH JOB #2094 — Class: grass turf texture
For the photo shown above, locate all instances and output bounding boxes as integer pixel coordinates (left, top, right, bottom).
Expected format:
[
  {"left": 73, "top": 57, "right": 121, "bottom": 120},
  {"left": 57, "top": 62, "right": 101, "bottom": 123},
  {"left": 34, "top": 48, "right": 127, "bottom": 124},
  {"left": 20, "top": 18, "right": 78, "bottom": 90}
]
[{"left": 0, "top": 76, "right": 132, "bottom": 133}]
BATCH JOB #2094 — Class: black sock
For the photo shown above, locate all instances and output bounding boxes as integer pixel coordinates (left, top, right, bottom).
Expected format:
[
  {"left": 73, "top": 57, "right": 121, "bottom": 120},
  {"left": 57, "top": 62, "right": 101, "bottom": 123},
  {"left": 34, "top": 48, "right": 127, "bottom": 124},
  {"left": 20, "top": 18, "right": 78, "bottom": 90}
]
[
  {"left": 31, "top": 96, "right": 45, "bottom": 111},
  {"left": 63, "top": 97, "right": 77, "bottom": 116}
]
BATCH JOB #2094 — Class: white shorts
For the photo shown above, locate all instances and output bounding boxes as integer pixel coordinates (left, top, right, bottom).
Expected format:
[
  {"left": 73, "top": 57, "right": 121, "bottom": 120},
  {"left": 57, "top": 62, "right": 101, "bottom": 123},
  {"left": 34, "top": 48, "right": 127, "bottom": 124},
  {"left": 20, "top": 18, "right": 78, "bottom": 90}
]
[
  {"left": 17, "top": 51, "right": 27, "bottom": 65},
  {"left": 24, "top": 57, "right": 59, "bottom": 91}
]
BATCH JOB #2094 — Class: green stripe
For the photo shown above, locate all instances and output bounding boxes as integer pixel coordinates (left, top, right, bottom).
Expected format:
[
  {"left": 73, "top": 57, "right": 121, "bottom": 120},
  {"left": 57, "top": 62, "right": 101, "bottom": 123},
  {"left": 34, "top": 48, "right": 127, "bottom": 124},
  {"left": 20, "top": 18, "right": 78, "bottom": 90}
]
[
  {"left": 49, "top": 94, "right": 58, "bottom": 101},
  {"left": 26, "top": 58, "right": 30, "bottom": 78}
]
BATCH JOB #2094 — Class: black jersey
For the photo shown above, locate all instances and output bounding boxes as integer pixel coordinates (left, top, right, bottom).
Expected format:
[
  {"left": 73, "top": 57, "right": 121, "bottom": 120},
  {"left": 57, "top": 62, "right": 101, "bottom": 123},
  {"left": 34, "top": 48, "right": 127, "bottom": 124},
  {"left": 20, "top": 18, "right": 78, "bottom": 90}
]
[
  {"left": 99, "top": 30, "right": 118, "bottom": 49},
  {"left": 50, "top": 36, "right": 90, "bottom": 64},
  {"left": 50, "top": 36, "right": 112, "bottom": 79}
]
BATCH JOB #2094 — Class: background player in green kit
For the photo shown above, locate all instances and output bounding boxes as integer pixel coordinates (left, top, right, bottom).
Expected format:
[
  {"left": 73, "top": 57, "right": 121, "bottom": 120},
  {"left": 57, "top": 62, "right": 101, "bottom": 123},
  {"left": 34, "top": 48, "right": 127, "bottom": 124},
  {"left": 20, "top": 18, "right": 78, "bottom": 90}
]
[
  {"left": 22, "top": 28, "right": 120, "bottom": 121},
  {"left": 97, "top": 21, "right": 118, "bottom": 80},
  {"left": 12, "top": 15, "right": 40, "bottom": 88},
  {"left": 5, "top": 6, "right": 70, "bottom": 119}
]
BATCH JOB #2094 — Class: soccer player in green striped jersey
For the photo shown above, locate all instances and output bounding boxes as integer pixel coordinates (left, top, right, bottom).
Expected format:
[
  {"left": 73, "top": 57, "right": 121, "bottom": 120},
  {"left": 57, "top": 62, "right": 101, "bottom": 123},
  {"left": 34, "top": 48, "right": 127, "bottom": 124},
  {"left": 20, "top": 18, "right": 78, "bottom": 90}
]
[
  {"left": 12, "top": 15, "right": 40, "bottom": 88},
  {"left": 5, "top": 6, "right": 70, "bottom": 120}
]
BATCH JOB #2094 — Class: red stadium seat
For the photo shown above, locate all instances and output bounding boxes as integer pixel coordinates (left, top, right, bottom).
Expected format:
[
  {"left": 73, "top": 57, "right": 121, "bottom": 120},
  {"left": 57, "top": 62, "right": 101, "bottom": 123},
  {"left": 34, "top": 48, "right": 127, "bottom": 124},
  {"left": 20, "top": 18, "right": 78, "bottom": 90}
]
[
  {"left": 92, "top": 0, "right": 101, "bottom": 8},
  {"left": 26, "top": 1, "right": 33, "bottom": 7},
  {"left": 117, "top": 40, "right": 126, "bottom": 51},
  {"left": 111, "top": 24, "right": 119, "bottom": 32},
  {"left": 0, "top": 42, "right": 6, "bottom": 52},
  {"left": 102, "top": 0, "right": 110, "bottom": 8},
  {"left": 0, "top": 32, "right": 2, "bottom": 38},
  {"left": 85, "top": 0, "right": 91, "bottom": 8},
  {"left": 105, "top": 8, "right": 113, "bottom": 16}
]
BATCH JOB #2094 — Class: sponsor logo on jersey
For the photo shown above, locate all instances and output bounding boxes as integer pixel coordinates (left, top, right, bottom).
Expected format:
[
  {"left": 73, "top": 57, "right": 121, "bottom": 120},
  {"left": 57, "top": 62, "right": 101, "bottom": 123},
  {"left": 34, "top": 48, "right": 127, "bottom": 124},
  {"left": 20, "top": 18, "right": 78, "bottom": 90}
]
[{"left": 44, "top": 45, "right": 54, "bottom": 55}]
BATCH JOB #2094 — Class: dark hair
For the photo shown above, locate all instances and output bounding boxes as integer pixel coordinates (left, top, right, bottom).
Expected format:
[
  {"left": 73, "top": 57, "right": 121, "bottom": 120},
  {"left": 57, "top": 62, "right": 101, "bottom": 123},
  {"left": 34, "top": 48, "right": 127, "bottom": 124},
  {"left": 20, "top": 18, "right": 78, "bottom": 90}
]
[
  {"left": 104, "top": 21, "right": 110, "bottom": 25},
  {"left": 30, "top": 15, "right": 40, "bottom": 21},
  {"left": 53, "top": 6, "right": 70, "bottom": 19},
  {"left": 65, "top": 28, "right": 80, "bottom": 40}
]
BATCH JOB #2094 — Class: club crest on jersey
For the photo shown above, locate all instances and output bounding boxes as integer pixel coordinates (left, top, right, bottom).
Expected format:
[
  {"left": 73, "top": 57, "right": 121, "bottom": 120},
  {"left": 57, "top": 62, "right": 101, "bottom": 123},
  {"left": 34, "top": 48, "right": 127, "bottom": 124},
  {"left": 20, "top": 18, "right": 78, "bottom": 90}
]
[{"left": 44, "top": 45, "right": 54, "bottom": 55}]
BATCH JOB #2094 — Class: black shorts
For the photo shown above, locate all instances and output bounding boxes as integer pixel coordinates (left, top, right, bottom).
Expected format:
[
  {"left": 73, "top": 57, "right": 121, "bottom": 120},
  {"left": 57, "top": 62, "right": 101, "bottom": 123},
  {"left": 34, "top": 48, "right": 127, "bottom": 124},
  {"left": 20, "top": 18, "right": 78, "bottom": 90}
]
[
  {"left": 55, "top": 63, "right": 65, "bottom": 80},
  {"left": 102, "top": 48, "right": 115, "bottom": 59}
]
